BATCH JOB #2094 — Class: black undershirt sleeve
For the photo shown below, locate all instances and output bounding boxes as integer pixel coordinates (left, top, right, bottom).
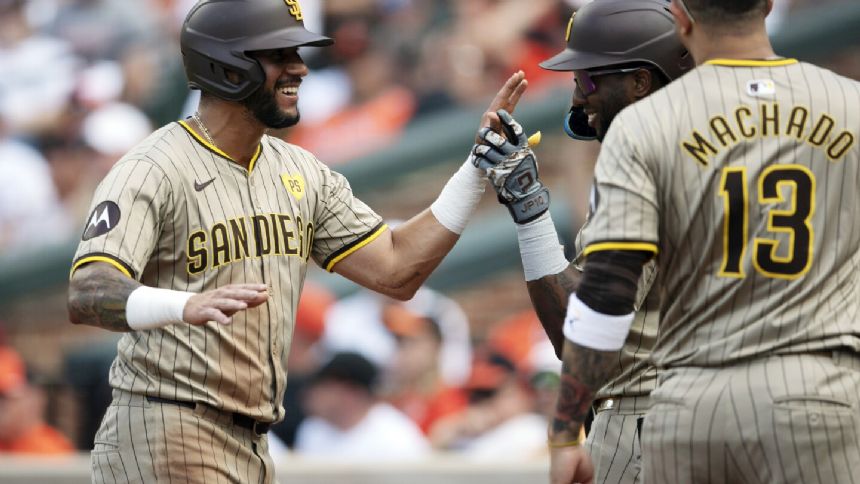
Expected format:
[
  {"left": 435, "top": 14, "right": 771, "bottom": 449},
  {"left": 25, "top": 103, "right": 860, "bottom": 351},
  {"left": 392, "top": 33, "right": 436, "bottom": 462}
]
[{"left": 576, "top": 250, "right": 651, "bottom": 315}]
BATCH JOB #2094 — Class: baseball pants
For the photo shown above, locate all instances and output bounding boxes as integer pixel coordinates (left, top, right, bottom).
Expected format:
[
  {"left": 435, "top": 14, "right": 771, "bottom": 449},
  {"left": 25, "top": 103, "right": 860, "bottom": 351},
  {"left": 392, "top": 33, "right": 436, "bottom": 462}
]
[
  {"left": 642, "top": 351, "right": 860, "bottom": 484},
  {"left": 586, "top": 395, "right": 649, "bottom": 484},
  {"left": 91, "top": 390, "right": 274, "bottom": 484}
]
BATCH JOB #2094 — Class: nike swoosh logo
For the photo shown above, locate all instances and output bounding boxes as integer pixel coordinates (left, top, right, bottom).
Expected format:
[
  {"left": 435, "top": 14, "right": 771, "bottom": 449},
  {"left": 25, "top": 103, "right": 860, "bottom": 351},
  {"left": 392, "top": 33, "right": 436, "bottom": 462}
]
[{"left": 194, "top": 177, "right": 216, "bottom": 192}]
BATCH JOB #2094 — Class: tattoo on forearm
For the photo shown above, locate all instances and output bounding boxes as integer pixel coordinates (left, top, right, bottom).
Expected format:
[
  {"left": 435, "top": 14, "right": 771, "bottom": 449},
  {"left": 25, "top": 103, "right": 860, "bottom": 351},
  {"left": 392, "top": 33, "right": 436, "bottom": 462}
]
[
  {"left": 68, "top": 264, "right": 139, "bottom": 332},
  {"left": 552, "top": 340, "right": 617, "bottom": 436},
  {"left": 527, "top": 265, "right": 579, "bottom": 356}
]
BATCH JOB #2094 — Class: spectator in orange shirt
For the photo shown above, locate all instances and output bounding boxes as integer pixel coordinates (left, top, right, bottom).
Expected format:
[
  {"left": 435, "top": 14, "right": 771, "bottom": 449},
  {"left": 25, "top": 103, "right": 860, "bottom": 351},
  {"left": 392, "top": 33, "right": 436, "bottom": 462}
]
[
  {"left": 382, "top": 303, "right": 468, "bottom": 435},
  {"left": 0, "top": 346, "right": 74, "bottom": 455}
]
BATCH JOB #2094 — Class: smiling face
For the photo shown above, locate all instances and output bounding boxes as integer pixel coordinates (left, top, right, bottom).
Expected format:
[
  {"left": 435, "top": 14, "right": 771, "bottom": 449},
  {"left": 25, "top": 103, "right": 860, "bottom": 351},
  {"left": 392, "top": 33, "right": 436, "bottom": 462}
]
[
  {"left": 571, "top": 71, "right": 637, "bottom": 142},
  {"left": 243, "top": 47, "right": 308, "bottom": 129}
]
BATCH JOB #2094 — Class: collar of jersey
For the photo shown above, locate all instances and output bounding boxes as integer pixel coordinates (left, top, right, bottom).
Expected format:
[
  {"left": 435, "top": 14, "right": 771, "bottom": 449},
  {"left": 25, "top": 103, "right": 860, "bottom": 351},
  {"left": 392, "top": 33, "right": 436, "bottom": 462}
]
[
  {"left": 705, "top": 58, "right": 798, "bottom": 67},
  {"left": 178, "top": 120, "right": 262, "bottom": 174}
]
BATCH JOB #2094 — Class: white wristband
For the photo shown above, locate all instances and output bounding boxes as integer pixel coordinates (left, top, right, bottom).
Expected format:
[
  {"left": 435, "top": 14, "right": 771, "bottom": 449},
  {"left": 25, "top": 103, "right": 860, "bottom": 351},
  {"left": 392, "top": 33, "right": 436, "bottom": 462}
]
[
  {"left": 126, "top": 286, "right": 194, "bottom": 330},
  {"left": 563, "top": 294, "right": 634, "bottom": 351},
  {"left": 430, "top": 156, "right": 486, "bottom": 235},
  {"left": 515, "top": 212, "right": 568, "bottom": 281}
]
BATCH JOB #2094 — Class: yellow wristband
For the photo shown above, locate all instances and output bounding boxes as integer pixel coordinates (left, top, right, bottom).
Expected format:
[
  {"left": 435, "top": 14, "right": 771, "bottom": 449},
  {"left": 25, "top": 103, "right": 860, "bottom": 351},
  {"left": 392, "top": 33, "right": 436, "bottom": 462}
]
[{"left": 547, "top": 426, "right": 586, "bottom": 448}]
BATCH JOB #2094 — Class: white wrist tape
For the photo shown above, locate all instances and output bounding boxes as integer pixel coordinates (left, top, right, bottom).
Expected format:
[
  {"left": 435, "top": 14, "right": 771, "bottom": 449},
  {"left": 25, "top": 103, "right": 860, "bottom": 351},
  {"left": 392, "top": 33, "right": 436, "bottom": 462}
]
[
  {"left": 563, "top": 294, "right": 634, "bottom": 351},
  {"left": 126, "top": 286, "right": 194, "bottom": 330},
  {"left": 430, "top": 156, "right": 486, "bottom": 235},
  {"left": 516, "top": 212, "right": 568, "bottom": 281}
]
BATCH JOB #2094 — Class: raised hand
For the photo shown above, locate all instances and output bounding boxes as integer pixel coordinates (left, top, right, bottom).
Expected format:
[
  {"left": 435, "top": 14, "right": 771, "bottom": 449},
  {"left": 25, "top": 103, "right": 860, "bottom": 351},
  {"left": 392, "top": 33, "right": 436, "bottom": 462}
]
[
  {"left": 477, "top": 71, "right": 529, "bottom": 143},
  {"left": 472, "top": 109, "right": 550, "bottom": 224}
]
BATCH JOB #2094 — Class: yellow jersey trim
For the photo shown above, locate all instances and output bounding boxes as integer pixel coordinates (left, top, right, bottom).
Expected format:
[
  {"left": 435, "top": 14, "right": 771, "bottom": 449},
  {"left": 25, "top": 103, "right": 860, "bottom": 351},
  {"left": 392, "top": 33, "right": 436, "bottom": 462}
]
[
  {"left": 325, "top": 224, "right": 389, "bottom": 272},
  {"left": 70, "top": 255, "right": 133, "bottom": 279},
  {"left": 178, "top": 121, "right": 262, "bottom": 174},
  {"left": 583, "top": 242, "right": 659, "bottom": 256},
  {"left": 706, "top": 58, "right": 798, "bottom": 67}
]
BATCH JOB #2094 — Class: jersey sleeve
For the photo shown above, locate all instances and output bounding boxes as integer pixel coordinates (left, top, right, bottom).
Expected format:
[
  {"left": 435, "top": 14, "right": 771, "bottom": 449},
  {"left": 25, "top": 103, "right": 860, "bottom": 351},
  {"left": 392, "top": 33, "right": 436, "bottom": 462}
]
[
  {"left": 580, "top": 113, "right": 660, "bottom": 257},
  {"left": 71, "top": 159, "right": 171, "bottom": 279},
  {"left": 310, "top": 163, "right": 386, "bottom": 272}
]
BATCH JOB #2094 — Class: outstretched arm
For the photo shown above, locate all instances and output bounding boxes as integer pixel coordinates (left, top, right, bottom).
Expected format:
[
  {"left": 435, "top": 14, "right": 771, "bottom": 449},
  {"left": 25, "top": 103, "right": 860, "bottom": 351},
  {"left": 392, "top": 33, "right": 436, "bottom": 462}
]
[
  {"left": 332, "top": 72, "right": 528, "bottom": 300},
  {"left": 68, "top": 262, "right": 268, "bottom": 331}
]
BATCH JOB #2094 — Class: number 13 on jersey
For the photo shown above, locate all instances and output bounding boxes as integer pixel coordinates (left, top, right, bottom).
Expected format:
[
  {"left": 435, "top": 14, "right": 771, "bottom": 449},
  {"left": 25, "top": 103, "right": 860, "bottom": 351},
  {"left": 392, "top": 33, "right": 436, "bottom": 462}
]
[{"left": 718, "top": 164, "right": 815, "bottom": 280}]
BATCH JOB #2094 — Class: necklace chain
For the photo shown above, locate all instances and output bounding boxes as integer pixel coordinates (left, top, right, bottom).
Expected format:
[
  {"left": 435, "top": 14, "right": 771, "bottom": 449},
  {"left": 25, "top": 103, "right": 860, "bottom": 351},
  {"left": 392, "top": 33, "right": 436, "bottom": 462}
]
[{"left": 193, "top": 111, "right": 216, "bottom": 147}]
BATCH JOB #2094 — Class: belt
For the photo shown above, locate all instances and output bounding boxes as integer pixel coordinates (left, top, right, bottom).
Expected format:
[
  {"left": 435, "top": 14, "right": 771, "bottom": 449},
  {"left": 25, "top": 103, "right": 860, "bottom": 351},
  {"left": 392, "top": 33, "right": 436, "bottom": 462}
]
[{"left": 146, "top": 396, "right": 271, "bottom": 435}]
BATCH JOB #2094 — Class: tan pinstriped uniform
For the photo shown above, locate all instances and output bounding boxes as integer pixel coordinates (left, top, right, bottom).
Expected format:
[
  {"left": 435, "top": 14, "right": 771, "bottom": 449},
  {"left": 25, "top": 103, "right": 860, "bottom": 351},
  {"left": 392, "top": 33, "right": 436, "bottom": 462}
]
[
  {"left": 582, "top": 59, "right": 860, "bottom": 483},
  {"left": 73, "top": 121, "right": 385, "bottom": 483},
  {"left": 574, "top": 220, "right": 658, "bottom": 484}
]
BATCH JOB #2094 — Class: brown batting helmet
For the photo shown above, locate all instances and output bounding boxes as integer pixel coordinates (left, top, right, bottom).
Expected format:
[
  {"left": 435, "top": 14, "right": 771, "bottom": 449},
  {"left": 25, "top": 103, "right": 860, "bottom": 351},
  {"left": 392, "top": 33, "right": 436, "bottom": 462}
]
[
  {"left": 541, "top": 0, "right": 691, "bottom": 81},
  {"left": 181, "top": 0, "right": 333, "bottom": 101}
]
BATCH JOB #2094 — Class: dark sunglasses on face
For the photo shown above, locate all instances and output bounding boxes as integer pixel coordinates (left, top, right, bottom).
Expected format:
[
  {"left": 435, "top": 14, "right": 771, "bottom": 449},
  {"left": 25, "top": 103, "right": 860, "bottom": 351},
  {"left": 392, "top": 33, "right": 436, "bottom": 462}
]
[{"left": 574, "top": 67, "right": 650, "bottom": 96}]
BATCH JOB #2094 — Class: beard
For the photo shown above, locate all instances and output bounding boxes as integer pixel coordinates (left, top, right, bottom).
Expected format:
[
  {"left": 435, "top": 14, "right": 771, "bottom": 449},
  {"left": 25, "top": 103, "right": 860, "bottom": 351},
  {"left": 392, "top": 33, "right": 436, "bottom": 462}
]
[
  {"left": 242, "top": 83, "right": 300, "bottom": 129},
  {"left": 595, "top": 86, "right": 631, "bottom": 142}
]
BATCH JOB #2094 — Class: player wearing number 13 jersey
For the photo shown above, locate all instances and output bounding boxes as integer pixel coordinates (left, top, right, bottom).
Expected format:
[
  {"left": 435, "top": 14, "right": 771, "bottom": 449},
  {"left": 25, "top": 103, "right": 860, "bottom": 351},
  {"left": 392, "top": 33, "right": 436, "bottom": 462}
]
[
  {"left": 583, "top": 46, "right": 860, "bottom": 370},
  {"left": 570, "top": 2, "right": 860, "bottom": 482}
]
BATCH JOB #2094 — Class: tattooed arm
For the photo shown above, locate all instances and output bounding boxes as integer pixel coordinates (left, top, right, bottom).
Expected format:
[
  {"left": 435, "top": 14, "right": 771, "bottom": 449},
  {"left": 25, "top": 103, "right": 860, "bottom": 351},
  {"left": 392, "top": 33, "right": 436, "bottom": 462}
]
[
  {"left": 68, "top": 262, "right": 140, "bottom": 332},
  {"left": 547, "top": 250, "right": 649, "bottom": 484},
  {"left": 68, "top": 262, "right": 269, "bottom": 331},
  {"left": 551, "top": 339, "right": 618, "bottom": 439},
  {"left": 526, "top": 263, "right": 581, "bottom": 358}
]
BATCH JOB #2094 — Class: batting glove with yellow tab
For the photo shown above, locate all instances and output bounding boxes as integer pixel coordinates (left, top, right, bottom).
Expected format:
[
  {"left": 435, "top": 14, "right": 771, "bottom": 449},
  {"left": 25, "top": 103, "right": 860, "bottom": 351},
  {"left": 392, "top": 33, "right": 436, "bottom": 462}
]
[{"left": 472, "top": 109, "right": 550, "bottom": 224}]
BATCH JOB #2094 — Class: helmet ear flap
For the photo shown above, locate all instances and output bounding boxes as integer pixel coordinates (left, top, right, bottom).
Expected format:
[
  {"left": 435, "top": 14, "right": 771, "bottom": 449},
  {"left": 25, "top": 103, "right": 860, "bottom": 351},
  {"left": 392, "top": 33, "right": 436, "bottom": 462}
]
[
  {"left": 564, "top": 106, "right": 597, "bottom": 141},
  {"left": 183, "top": 46, "right": 266, "bottom": 101}
]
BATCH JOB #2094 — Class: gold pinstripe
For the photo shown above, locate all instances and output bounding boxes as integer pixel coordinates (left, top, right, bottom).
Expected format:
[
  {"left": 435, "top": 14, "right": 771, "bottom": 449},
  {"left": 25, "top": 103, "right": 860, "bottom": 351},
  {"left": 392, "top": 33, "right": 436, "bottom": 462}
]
[
  {"left": 324, "top": 224, "right": 389, "bottom": 272},
  {"left": 583, "top": 241, "right": 659, "bottom": 256},
  {"left": 70, "top": 255, "right": 132, "bottom": 279},
  {"left": 178, "top": 120, "right": 262, "bottom": 173},
  {"left": 705, "top": 58, "right": 798, "bottom": 67}
]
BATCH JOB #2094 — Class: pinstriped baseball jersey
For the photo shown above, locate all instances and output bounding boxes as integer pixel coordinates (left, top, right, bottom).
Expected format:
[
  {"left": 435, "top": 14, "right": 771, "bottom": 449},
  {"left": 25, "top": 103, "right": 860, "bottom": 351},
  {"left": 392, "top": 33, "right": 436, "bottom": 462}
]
[
  {"left": 574, "top": 217, "right": 659, "bottom": 400},
  {"left": 581, "top": 58, "right": 860, "bottom": 368},
  {"left": 71, "top": 121, "right": 385, "bottom": 422}
]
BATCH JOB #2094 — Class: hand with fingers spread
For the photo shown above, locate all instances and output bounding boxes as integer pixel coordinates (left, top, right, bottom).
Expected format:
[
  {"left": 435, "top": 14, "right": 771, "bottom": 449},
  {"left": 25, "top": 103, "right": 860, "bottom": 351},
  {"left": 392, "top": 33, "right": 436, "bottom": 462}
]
[
  {"left": 183, "top": 283, "right": 269, "bottom": 325},
  {"left": 429, "top": 70, "right": 528, "bottom": 236},
  {"left": 476, "top": 70, "right": 529, "bottom": 143},
  {"left": 472, "top": 109, "right": 550, "bottom": 224}
]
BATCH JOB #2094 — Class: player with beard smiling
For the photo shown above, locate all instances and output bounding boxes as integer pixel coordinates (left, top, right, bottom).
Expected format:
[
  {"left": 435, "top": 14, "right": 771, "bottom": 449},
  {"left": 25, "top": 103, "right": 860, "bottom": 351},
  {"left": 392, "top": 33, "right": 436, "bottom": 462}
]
[{"left": 66, "top": 1, "right": 527, "bottom": 482}]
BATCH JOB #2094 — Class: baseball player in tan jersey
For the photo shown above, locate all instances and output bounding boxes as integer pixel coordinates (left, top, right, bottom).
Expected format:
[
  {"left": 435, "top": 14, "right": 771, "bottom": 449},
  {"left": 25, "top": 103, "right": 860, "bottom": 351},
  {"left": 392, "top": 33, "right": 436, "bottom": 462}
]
[
  {"left": 66, "top": 1, "right": 528, "bottom": 483},
  {"left": 471, "top": 1, "right": 689, "bottom": 482},
  {"left": 499, "top": 0, "right": 860, "bottom": 483}
]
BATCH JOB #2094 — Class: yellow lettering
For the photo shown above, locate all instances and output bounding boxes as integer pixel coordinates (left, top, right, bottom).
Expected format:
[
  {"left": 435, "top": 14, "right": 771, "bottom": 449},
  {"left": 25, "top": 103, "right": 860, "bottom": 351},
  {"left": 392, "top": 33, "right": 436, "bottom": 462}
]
[
  {"left": 761, "top": 102, "right": 779, "bottom": 137},
  {"left": 786, "top": 106, "right": 808, "bottom": 140},
  {"left": 305, "top": 222, "right": 315, "bottom": 261},
  {"left": 284, "top": 0, "right": 303, "bottom": 21},
  {"left": 252, "top": 215, "right": 272, "bottom": 256},
  {"left": 187, "top": 230, "right": 208, "bottom": 275},
  {"left": 710, "top": 115, "right": 737, "bottom": 147},
  {"left": 211, "top": 223, "right": 230, "bottom": 268},
  {"left": 270, "top": 214, "right": 282, "bottom": 255},
  {"left": 230, "top": 217, "right": 250, "bottom": 259},
  {"left": 682, "top": 130, "right": 718, "bottom": 166},
  {"left": 827, "top": 131, "right": 855, "bottom": 161},
  {"left": 735, "top": 106, "right": 756, "bottom": 139},
  {"left": 808, "top": 114, "right": 835, "bottom": 147},
  {"left": 278, "top": 214, "right": 297, "bottom": 256}
]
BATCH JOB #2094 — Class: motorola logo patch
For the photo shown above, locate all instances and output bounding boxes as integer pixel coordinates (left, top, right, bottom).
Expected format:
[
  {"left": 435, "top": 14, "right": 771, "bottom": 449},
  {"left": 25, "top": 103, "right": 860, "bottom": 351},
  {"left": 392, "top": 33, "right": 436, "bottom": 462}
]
[{"left": 82, "top": 201, "right": 121, "bottom": 240}]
